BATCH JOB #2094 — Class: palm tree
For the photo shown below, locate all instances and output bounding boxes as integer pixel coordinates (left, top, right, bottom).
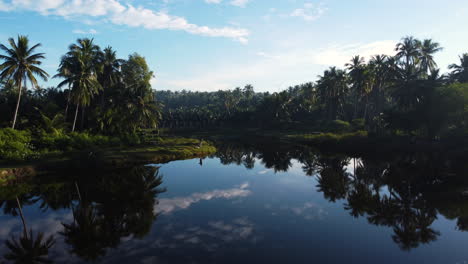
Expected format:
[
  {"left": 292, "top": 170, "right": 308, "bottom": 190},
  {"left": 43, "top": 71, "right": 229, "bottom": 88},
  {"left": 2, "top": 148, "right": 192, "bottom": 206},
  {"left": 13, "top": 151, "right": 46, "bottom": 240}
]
[
  {"left": 417, "top": 39, "right": 442, "bottom": 74},
  {"left": 0, "top": 35, "right": 49, "bottom": 129},
  {"left": 395, "top": 36, "right": 420, "bottom": 72},
  {"left": 345, "top": 55, "right": 367, "bottom": 118},
  {"left": 449, "top": 53, "right": 468, "bottom": 83},
  {"left": 56, "top": 39, "right": 102, "bottom": 131},
  {"left": 98, "top": 47, "right": 123, "bottom": 105},
  {"left": 316, "top": 67, "right": 348, "bottom": 121}
]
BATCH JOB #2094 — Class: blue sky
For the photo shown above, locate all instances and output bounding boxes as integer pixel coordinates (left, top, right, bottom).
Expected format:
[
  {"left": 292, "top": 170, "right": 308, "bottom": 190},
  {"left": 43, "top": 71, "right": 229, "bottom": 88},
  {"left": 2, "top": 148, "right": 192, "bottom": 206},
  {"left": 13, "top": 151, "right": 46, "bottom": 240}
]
[{"left": 0, "top": 0, "right": 467, "bottom": 92}]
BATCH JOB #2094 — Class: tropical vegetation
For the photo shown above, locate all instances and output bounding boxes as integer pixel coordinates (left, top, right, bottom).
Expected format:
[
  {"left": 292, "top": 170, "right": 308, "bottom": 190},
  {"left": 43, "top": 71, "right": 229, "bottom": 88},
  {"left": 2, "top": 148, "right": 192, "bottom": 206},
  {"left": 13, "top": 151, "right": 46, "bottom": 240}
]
[{"left": 1, "top": 35, "right": 468, "bottom": 161}]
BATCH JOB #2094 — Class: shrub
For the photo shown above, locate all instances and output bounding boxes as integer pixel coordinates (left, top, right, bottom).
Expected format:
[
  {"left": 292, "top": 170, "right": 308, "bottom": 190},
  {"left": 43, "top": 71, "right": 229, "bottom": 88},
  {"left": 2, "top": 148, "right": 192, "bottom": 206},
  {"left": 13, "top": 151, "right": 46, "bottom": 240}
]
[
  {"left": 351, "top": 119, "right": 365, "bottom": 131},
  {"left": 325, "top": 120, "right": 351, "bottom": 133},
  {"left": 34, "top": 131, "right": 120, "bottom": 152},
  {"left": 0, "top": 128, "right": 34, "bottom": 161}
]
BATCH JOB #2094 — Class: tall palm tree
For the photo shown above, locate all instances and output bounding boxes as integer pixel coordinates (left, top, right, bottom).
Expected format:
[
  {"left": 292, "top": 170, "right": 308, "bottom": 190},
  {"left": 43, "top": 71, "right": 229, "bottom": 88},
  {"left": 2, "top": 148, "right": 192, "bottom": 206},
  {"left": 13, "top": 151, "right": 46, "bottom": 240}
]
[
  {"left": 449, "top": 53, "right": 468, "bottom": 83},
  {"left": 98, "top": 46, "right": 123, "bottom": 105},
  {"left": 55, "top": 38, "right": 102, "bottom": 131},
  {"left": 395, "top": 36, "right": 420, "bottom": 72},
  {"left": 417, "top": 39, "right": 443, "bottom": 75},
  {"left": 345, "top": 55, "right": 367, "bottom": 118},
  {"left": 316, "top": 67, "right": 348, "bottom": 121},
  {"left": 0, "top": 35, "right": 49, "bottom": 129}
]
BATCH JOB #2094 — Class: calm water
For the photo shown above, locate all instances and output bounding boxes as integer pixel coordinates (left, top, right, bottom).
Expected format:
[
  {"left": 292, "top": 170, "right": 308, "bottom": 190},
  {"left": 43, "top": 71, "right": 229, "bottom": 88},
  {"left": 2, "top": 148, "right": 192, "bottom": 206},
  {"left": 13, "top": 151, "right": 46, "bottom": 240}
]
[{"left": 1, "top": 143, "right": 468, "bottom": 263}]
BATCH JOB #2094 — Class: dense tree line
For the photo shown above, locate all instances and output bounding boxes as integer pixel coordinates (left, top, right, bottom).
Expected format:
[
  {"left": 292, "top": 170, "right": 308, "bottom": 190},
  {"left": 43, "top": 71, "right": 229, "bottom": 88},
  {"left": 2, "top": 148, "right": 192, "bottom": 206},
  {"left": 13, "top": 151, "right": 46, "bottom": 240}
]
[
  {"left": 2, "top": 35, "right": 468, "bottom": 141},
  {"left": 0, "top": 36, "right": 160, "bottom": 136},
  {"left": 157, "top": 36, "right": 468, "bottom": 139}
]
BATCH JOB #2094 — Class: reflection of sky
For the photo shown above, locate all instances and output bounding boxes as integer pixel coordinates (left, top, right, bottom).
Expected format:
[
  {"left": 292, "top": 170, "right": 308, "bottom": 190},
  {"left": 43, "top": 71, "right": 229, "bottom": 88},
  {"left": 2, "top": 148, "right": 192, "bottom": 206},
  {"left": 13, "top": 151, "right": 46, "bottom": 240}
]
[{"left": 157, "top": 182, "right": 251, "bottom": 214}]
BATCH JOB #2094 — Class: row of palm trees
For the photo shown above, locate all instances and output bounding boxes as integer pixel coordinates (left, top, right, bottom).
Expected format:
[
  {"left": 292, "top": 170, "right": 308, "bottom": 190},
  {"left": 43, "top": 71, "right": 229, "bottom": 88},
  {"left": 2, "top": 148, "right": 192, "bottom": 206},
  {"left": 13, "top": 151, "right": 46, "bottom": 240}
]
[
  {"left": 155, "top": 36, "right": 468, "bottom": 135},
  {"left": 0, "top": 35, "right": 160, "bottom": 134}
]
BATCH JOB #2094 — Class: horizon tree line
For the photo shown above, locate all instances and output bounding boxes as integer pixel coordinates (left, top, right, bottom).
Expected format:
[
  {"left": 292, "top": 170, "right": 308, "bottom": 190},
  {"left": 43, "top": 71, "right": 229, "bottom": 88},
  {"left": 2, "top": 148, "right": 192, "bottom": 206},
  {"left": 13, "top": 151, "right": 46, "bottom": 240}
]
[{"left": 1, "top": 35, "right": 468, "bottom": 139}]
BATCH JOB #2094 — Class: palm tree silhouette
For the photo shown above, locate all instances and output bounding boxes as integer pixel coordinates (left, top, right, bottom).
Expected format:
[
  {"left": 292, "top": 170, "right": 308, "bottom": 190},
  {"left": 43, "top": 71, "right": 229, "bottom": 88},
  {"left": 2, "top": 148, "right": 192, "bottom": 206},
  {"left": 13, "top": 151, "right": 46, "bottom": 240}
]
[{"left": 0, "top": 35, "right": 49, "bottom": 129}]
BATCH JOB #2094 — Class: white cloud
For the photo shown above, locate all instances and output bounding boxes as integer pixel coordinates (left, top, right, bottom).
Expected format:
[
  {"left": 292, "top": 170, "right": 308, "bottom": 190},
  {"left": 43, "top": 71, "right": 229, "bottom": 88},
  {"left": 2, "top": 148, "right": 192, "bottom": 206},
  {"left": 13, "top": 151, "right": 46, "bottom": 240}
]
[
  {"left": 205, "top": 0, "right": 222, "bottom": 3},
  {"left": 0, "top": 0, "right": 13, "bottom": 11},
  {"left": 290, "top": 2, "right": 327, "bottom": 21},
  {"left": 72, "top": 28, "right": 98, "bottom": 34},
  {"left": 313, "top": 41, "right": 396, "bottom": 66},
  {"left": 0, "top": 0, "right": 249, "bottom": 43},
  {"left": 230, "top": 0, "right": 249, "bottom": 7}
]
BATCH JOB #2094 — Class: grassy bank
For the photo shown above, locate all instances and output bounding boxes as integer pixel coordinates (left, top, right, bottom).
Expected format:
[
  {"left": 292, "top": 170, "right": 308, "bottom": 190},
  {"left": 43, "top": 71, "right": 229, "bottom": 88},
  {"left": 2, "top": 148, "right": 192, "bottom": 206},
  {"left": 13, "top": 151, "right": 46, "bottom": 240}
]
[
  {"left": 99, "top": 137, "right": 216, "bottom": 167},
  {"left": 0, "top": 134, "right": 216, "bottom": 172}
]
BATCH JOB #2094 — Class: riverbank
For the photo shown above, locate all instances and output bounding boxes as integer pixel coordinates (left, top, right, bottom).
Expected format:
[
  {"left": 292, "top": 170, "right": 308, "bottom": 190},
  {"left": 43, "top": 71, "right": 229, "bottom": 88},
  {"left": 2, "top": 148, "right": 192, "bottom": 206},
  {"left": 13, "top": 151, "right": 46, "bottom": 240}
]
[
  {"left": 0, "top": 136, "right": 216, "bottom": 173},
  {"left": 165, "top": 128, "right": 468, "bottom": 156}
]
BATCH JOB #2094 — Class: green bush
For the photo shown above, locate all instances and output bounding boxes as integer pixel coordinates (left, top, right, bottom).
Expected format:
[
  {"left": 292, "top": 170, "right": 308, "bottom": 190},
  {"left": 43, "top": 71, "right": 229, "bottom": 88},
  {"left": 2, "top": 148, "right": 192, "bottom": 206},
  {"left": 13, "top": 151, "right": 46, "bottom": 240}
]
[
  {"left": 325, "top": 120, "right": 351, "bottom": 133},
  {"left": 120, "top": 132, "right": 142, "bottom": 146},
  {"left": 34, "top": 131, "right": 120, "bottom": 152},
  {"left": 351, "top": 119, "right": 365, "bottom": 131},
  {"left": 0, "top": 128, "right": 35, "bottom": 161}
]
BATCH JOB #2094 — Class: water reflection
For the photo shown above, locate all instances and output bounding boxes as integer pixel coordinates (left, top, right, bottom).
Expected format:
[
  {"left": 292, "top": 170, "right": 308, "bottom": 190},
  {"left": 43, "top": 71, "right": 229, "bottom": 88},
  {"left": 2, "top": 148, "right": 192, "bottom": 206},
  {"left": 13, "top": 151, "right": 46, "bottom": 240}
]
[
  {"left": 0, "top": 142, "right": 468, "bottom": 262},
  {"left": 0, "top": 165, "right": 165, "bottom": 263},
  {"left": 213, "top": 142, "right": 468, "bottom": 251}
]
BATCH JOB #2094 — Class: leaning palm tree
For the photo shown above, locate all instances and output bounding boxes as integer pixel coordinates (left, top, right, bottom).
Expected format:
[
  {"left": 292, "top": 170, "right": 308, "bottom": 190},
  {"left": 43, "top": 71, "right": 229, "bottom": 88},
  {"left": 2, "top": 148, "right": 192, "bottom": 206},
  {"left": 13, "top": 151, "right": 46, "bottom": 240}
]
[
  {"left": 417, "top": 39, "right": 443, "bottom": 75},
  {"left": 0, "top": 35, "right": 49, "bottom": 129},
  {"left": 449, "top": 53, "right": 468, "bottom": 83}
]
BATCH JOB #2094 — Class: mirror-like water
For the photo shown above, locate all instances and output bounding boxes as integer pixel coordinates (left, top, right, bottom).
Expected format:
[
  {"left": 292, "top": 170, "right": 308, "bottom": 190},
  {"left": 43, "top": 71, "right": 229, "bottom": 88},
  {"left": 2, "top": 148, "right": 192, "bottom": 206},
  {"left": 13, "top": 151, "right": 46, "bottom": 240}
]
[{"left": 1, "top": 143, "right": 468, "bottom": 263}]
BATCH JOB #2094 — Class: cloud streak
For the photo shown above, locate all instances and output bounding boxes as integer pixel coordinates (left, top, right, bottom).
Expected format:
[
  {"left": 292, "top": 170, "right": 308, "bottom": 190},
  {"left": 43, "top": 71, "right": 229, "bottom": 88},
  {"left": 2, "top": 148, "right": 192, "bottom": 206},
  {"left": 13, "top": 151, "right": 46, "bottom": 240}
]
[
  {"left": 0, "top": 0, "right": 249, "bottom": 43},
  {"left": 290, "top": 2, "right": 327, "bottom": 21},
  {"left": 157, "top": 182, "right": 251, "bottom": 214}
]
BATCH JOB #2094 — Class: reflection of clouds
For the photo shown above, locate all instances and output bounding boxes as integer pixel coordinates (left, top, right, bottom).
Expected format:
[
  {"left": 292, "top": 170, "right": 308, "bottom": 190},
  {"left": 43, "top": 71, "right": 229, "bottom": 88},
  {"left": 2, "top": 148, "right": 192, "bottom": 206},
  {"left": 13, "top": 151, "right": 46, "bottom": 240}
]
[
  {"left": 102, "top": 217, "right": 258, "bottom": 263},
  {"left": 345, "top": 158, "right": 362, "bottom": 175},
  {"left": 291, "top": 202, "right": 328, "bottom": 220},
  {"left": 163, "top": 217, "right": 256, "bottom": 249},
  {"left": 0, "top": 211, "right": 80, "bottom": 263},
  {"left": 157, "top": 182, "right": 251, "bottom": 215},
  {"left": 0, "top": 218, "right": 19, "bottom": 237}
]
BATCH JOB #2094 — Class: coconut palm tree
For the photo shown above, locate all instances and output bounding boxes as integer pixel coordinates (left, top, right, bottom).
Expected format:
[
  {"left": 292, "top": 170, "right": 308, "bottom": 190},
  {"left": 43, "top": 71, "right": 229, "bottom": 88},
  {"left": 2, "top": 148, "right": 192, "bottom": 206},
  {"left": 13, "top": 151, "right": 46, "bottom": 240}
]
[
  {"left": 449, "top": 53, "right": 468, "bottom": 83},
  {"left": 316, "top": 67, "right": 348, "bottom": 121},
  {"left": 345, "top": 55, "right": 367, "bottom": 118},
  {"left": 395, "top": 36, "right": 420, "bottom": 72},
  {"left": 417, "top": 39, "right": 443, "bottom": 75},
  {"left": 56, "top": 39, "right": 102, "bottom": 131},
  {"left": 0, "top": 35, "right": 49, "bottom": 129},
  {"left": 97, "top": 46, "right": 124, "bottom": 105}
]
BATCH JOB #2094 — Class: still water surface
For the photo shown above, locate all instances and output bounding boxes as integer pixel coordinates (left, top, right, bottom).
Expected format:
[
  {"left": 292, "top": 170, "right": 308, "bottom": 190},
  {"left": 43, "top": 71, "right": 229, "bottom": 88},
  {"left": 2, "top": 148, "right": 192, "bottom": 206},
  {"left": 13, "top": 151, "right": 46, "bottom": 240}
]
[{"left": 1, "top": 144, "right": 468, "bottom": 263}]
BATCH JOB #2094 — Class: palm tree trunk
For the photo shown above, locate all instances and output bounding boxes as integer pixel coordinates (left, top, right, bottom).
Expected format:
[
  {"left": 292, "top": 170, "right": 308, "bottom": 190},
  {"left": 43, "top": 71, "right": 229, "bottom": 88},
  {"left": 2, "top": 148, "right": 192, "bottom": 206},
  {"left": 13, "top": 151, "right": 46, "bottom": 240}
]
[
  {"left": 75, "top": 181, "right": 82, "bottom": 202},
  {"left": 15, "top": 196, "right": 28, "bottom": 237},
  {"left": 65, "top": 86, "right": 71, "bottom": 119},
  {"left": 80, "top": 106, "right": 85, "bottom": 130},
  {"left": 72, "top": 104, "right": 79, "bottom": 132},
  {"left": 11, "top": 80, "right": 23, "bottom": 129}
]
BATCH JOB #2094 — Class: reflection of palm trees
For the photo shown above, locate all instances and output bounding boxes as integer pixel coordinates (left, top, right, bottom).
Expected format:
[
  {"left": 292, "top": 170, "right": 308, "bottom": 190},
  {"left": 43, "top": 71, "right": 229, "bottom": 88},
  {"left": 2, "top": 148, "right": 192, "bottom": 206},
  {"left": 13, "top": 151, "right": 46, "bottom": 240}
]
[
  {"left": 4, "top": 230, "right": 55, "bottom": 264},
  {"left": 61, "top": 203, "right": 105, "bottom": 261},
  {"left": 60, "top": 165, "right": 165, "bottom": 262},
  {"left": 3, "top": 196, "right": 55, "bottom": 264},
  {"left": 329, "top": 154, "right": 442, "bottom": 251},
  {"left": 315, "top": 156, "right": 350, "bottom": 202}
]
